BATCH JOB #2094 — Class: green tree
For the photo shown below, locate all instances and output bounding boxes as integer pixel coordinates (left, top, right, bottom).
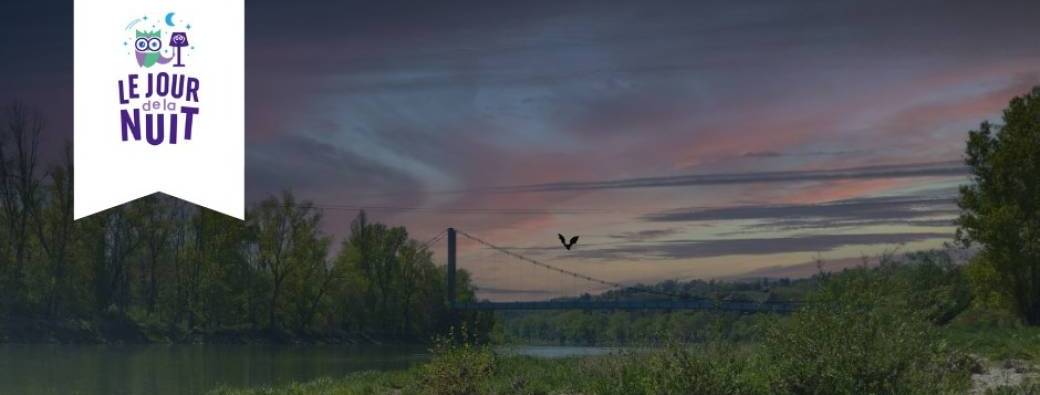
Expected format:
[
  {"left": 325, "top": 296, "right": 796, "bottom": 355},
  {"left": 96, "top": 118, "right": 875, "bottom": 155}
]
[
  {"left": 130, "top": 195, "right": 175, "bottom": 315},
  {"left": 0, "top": 102, "right": 43, "bottom": 311},
  {"left": 194, "top": 207, "right": 251, "bottom": 329},
  {"left": 0, "top": 101, "right": 487, "bottom": 343},
  {"left": 33, "top": 144, "right": 75, "bottom": 317},
  {"left": 248, "top": 191, "right": 326, "bottom": 331},
  {"left": 957, "top": 86, "right": 1040, "bottom": 324},
  {"left": 337, "top": 211, "right": 409, "bottom": 333},
  {"left": 335, "top": 211, "right": 489, "bottom": 340},
  {"left": 93, "top": 206, "right": 143, "bottom": 312}
]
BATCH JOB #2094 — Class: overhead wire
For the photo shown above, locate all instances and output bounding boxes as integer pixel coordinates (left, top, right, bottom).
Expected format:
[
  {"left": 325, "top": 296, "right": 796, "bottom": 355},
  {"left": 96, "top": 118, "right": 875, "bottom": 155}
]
[{"left": 456, "top": 229, "right": 709, "bottom": 301}]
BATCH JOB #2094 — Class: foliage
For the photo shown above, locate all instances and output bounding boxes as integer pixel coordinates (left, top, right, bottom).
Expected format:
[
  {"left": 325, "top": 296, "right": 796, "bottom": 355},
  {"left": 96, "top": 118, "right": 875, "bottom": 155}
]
[
  {"left": 0, "top": 102, "right": 484, "bottom": 343},
  {"left": 944, "top": 309, "right": 1040, "bottom": 362},
  {"left": 497, "top": 309, "right": 769, "bottom": 346},
  {"left": 496, "top": 251, "right": 967, "bottom": 346},
  {"left": 494, "top": 276, "right": 804, "bottom": 346},
  {"left": 764, "top": 262, "right": 973, "bottom": 395},
  {"left": 210, "top": 370, "right": 414, "bottom": 395},
  {"left": 248, "top": 192, "right": 329, "bottom": 331},
  {"left": 596, "top": 343, "right": 770, "bottom": 395},
  {"left": 214, "top": 254, "right": 998, "bottom": 395},
  {"left": 957, "top": 86, "right": 1040, "bottom": 324},
  {"left": 413, "top": 331, "right": 497, "bottom": 395}
]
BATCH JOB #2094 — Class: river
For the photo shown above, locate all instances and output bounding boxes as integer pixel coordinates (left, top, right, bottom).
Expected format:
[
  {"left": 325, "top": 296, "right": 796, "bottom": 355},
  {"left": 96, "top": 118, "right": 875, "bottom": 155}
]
[{"left": 0, "top": 344, "right": 616, "bottom": 395}]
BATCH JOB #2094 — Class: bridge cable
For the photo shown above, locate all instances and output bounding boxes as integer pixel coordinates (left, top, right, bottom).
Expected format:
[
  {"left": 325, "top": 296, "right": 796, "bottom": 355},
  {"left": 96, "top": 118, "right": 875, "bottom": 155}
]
[
  {"left": 455, "top": 229, "right": 708, "bottom": 301},
  {"left": 418, "top": 229, "right": 447, "bottom": 250}
]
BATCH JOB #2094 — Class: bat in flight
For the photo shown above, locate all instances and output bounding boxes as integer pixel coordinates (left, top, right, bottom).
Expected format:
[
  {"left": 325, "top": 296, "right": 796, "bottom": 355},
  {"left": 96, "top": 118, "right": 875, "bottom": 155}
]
[{"left": 558, "top": 234, "right": 580, "bottom": 250}]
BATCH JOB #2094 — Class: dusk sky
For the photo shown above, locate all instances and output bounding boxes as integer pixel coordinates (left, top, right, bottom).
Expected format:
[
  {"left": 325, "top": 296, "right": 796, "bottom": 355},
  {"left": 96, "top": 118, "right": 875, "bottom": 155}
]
[{"left": 4, "top": 1, "right": 1040, "bottom": 300}]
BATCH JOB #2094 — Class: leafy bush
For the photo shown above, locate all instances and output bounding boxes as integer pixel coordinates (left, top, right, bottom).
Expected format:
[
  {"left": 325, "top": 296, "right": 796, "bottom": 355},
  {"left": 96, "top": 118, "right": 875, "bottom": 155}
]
[
  {"left": 578, "top": 351, "right": 656, "bottom": 395},
  {"left": 414, "top": 334, "right": 497, "bottom": 395},
  {"left": 944, "top": 312, "right": 1040, "bottom": 362},
  {"left": 764, "top": 264, "right": 972, "bottom": 394},
  {"left": 898, "top": 251, "right": 973, "bottom": 325},
  {"left": 639, "top": 343, "right": 769, "bottom": 395},
  {"left": 964, "top": 255, "right": 1019, "bottom": 313}
]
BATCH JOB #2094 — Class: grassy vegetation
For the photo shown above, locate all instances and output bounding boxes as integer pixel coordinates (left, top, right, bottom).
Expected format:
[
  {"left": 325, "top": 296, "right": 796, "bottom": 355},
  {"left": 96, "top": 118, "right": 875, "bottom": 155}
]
[
  {"left": 209, "top": 343, "right": 1015, "bottom": 395},
  {"left": 209, "top": 337, "right": 1037, "bottom": 395},
  {"left": 943, "top": 309, "right": 1040, "bottom": 362},
  {"left": 211, "top": 254, "right": 1040, "bottom": 395}
]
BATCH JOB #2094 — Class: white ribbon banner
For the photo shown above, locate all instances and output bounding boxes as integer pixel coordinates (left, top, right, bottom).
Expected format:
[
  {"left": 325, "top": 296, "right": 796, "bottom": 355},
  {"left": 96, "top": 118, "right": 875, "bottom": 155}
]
[{"left": 74, "top": 0, "right": 244, "bottom": 219}]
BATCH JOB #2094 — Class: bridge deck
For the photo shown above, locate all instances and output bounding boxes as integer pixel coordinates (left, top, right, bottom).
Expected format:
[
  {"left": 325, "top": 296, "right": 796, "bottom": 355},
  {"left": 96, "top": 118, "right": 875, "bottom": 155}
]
[{"left": 454, "top": 300, "right": 799, "bottom": 313}]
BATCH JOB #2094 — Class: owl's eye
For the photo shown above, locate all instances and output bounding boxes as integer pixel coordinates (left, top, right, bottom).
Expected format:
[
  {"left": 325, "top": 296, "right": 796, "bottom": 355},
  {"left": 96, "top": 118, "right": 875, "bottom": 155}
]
[
  {"left": 135, "top": 38, "right": 149, "bottom": 51},
  {"left": 148, "top": 38, "right": 162, "bottom": 51}
]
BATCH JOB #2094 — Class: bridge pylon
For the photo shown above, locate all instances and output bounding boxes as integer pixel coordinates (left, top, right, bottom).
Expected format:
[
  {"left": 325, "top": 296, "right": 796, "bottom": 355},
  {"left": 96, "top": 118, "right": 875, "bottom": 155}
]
[{"left": 446, "top": 227, "right": 456, "bottom": 308}]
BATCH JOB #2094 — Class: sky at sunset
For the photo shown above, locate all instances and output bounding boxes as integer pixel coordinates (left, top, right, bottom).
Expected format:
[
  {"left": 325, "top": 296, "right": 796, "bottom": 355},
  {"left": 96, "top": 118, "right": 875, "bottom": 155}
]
[{"left": 4, "top": 0, "right": 1040, "bottom": 300}]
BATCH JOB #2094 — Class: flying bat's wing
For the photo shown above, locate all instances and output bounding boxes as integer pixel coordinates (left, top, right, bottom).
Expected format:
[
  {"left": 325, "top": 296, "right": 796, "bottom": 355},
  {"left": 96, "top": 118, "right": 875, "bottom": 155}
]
[
  {"left": 558, "top": 234, "right": 566, "bottom": 245},
  {"left": 569, "top": 236, "right": 580, "bottom": 246}
]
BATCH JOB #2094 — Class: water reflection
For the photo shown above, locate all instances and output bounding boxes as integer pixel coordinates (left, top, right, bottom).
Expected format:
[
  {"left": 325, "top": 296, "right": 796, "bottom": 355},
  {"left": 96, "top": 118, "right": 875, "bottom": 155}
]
[{"left": 0, "top": 344, "right": 428, "bottom": 395}]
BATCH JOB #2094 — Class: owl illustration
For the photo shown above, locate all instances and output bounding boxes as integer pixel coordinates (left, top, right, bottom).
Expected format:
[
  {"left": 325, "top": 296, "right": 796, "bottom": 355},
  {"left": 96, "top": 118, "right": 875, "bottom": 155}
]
[{"left": 134, "top": 30, "right": 174, "bottom": 68}]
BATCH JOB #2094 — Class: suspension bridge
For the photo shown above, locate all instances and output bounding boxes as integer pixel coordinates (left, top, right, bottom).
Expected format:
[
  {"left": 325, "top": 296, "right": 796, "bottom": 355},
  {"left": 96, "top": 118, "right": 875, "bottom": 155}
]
[{"left": 435, "top": 228, "right": 799, "bottom": 314}]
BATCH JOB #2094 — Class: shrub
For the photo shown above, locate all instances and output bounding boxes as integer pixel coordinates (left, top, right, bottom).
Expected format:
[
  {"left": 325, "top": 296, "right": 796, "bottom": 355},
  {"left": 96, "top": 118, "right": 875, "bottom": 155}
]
[
  {"left": 764, "top": 264, "right": 972, "bottom": 394},
  {"left": 579, "top": 351, "right": 656, "bottom": 395},
  {"left": 639, "top": 342, "right": 769, "bottom": 395},
  {"left": 899, "top": 251, "right": 973, "bottom": 325},
  {"left": 414, "top": 334, "right": 497, "bottom": 395}
]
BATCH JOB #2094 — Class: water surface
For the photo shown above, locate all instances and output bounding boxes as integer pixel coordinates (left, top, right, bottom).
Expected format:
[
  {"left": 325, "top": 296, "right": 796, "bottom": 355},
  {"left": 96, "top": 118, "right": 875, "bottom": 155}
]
[
  {"left": 0, "top": 344, "right": 427, "bottom": 395},
  {"left": 496, "top": 345, "right": 624, "bottom": 358},
  {"left": 0, "top": 344, "right": 611, "bottom": 395}
]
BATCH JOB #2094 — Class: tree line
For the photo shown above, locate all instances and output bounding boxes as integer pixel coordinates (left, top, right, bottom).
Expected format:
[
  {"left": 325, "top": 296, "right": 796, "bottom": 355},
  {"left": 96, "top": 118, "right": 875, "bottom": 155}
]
[
  {"left": 1, "top": 85, "right": 1037, "bottom": 343},
  {"left": 0, "top": 102, "right": 489, "bottom": 341}
]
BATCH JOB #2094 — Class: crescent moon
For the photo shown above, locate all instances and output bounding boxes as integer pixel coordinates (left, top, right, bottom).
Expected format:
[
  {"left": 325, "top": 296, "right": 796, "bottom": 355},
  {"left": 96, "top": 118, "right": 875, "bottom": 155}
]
[{"left": 164, "top": 12, "right": 176, "bottom": 27}]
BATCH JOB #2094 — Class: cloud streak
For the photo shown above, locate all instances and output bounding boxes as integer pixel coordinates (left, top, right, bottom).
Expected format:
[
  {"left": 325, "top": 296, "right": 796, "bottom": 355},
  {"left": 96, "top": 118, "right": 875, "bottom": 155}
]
[
  {"left": 574, "top": 232, "right": 952, "bottom": 261},
  {"left": 643, "top": 194, "right": 959, "bottom": 228},
  {"left": 455, "top": 161, "right": 967, "bottom": 194}
]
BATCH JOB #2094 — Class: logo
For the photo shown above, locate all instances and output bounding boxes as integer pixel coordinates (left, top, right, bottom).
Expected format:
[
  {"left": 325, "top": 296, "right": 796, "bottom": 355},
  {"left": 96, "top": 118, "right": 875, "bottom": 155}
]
[
  {"left": 74, "top": 0, "right": 244, "bottom": 220},
  {"left": 127, "top": 12, "right": 192, "bottom": 68},
  {"left": 118, "top": 13, "right": 199, "bottom": 146}
]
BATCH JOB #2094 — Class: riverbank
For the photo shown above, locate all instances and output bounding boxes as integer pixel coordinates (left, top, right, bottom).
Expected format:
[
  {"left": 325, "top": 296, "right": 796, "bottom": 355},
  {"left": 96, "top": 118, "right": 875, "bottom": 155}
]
[
  {"left": 209, "top": 289, "right": 1040, "bottom": 395},
  {"left": 208, "top": 338, "right": 1040, "bottom": 395}
]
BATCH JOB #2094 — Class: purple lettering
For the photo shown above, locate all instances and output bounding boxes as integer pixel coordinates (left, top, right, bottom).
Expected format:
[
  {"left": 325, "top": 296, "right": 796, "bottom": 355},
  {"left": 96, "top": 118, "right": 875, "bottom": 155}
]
[
  {"left": 186, "top": 77, "right": 200, "bottom": 102},
  {"left": 170, "top": 74, "right": 185, "bottom": 99},
  {"left": 118, "top": 80, "right": 129, "bottom": 105},
  {"left": 156, "top": 73, "right": 169, "bottom": 97},
  {"left": 121, "top": 109, "right": 140, "bottom": 141},
  {"left": 128, "top": 74, "right": 139, "bottom": 99},
  {"left": 169, "top": 114, "right": 178, "bottom": 144},
  {"left": 146, "top": 113, "right": 165, "bottom": 145},
  {"left": 181, "top": 106, "right": 199, "bottom": 140}
]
